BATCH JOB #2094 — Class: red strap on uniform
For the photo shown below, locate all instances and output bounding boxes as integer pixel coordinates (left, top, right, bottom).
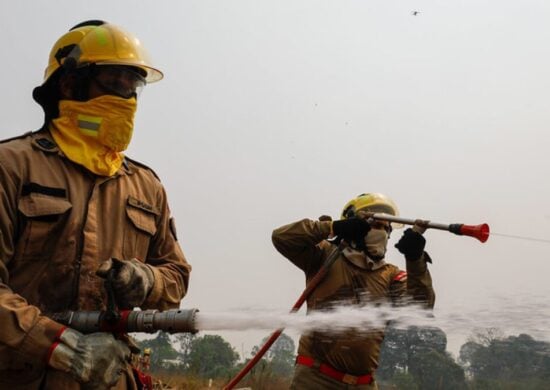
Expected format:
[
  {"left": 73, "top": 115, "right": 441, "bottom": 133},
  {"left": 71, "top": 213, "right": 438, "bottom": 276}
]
[
  {"left": 393, "top": 271, "right": 407, "bottom": 282},
  {"left": 296, "top": 355, "right": 373, "bottom": 385}
]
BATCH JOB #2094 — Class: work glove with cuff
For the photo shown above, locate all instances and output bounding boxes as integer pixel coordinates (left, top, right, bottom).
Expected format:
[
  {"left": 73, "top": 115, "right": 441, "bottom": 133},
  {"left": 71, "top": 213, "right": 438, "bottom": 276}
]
[
  {"left": 395, "top": 228, "right": 426, "bottom": 261},
  {"left": 48, "top": 328, "right": 130, "bottom": 389},
  {"left": 96, "top": 258, "right": 155, "bottom": 309},
  {"left": 332, "top": 218, "right": 371, "bottom": 247}
]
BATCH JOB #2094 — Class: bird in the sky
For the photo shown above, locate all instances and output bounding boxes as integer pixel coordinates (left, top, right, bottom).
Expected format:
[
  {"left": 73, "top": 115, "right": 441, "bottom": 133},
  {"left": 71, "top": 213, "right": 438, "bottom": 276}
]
[{"left": 412, "top": 10, "right": 420, "bottom": 16}]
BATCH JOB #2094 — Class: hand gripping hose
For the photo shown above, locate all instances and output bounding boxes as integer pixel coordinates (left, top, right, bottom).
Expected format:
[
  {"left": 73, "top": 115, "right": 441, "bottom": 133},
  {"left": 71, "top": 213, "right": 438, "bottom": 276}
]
[{"left": 51, "top": 270, "right": 199, "bottom": 334}]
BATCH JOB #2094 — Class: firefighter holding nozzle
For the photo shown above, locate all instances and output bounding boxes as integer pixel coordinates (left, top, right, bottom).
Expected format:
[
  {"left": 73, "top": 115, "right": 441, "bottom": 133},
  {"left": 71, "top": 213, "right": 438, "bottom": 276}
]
[
  {"left": 0, "top": 21, "right": 191, "bottom": 389},
  {"left": 272, "top": 193, "right": 435, "bottom": 389}
]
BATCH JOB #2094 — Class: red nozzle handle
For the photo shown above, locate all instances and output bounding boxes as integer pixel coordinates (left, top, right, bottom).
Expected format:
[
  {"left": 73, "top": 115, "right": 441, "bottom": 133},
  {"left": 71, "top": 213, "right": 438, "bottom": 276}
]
[{"left": 449, "top": 223, "right": 490, "bottom": 243}]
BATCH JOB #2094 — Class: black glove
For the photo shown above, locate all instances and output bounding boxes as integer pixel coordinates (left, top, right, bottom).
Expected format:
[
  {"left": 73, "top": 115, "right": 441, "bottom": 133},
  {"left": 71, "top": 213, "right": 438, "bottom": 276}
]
[
  {"left": 395, "top": 228, "right": 426, "bottom": 261},
  {"left": 332, "top": 218, "right": 371, "bottom": 245}
]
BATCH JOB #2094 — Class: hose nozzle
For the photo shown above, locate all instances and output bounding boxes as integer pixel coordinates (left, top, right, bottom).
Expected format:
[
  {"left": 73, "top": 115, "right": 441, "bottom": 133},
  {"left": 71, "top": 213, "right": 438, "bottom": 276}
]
[
  {"left": 449, "top": 223, "right": 490, "bottom": 243},
  {"left": 366, "top": 213, "right": 490, "bottom": 243}
]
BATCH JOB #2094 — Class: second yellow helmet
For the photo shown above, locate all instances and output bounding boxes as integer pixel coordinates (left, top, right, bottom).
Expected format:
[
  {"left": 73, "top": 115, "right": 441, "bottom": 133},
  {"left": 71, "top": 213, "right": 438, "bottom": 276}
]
[{"left": 341, "top": 193, "right": 399, "bottom": 219}]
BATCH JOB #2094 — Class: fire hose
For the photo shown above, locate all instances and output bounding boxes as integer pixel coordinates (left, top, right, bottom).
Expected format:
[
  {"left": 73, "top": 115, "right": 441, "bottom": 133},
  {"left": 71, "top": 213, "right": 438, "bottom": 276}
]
[
  {"left": 50, "top": 308, "right": 199, "bottom": 334},
  {"left": 223, "top": 214, "right": 489, "bottom": 389},
  {"left": 51, "top": 268, "right": 200, "bottom": 334}
]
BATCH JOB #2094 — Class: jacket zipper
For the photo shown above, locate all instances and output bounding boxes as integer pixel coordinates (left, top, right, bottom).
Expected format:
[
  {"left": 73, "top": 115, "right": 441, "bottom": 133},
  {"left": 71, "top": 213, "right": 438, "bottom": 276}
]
[{"left": 70, "top": 182, "right": 95, "bottom": 310}]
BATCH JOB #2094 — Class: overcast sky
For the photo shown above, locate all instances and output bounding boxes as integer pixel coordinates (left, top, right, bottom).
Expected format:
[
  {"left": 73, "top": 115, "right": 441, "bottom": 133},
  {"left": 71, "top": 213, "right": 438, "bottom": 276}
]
[{"left": 1, "top": 1, "right": 549, "bottom": 358}]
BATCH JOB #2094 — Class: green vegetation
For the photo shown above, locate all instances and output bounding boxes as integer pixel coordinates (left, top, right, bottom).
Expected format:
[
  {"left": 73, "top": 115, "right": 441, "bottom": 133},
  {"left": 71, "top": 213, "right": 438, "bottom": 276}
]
[
  {"left": 135, "top": 332, "right": 294, "bottom": 389},
  {"left": 378, "top": 326, "right": 550, "bottom": 390},
  {"left": 377, "top": 325, "right": 466, "bottom": 389},
  {"left": 136, "top": 327, "right": 550, "bottom": 389}
]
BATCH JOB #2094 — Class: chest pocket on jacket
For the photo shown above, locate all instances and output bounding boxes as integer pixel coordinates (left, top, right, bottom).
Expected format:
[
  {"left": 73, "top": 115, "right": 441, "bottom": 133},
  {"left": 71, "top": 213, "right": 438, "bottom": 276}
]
[
  {"left": 16, "top": 193, "right": 72, "bottom": 262},
  {"left": 124, "top": 196, "right": 158, "bottom": 259}
]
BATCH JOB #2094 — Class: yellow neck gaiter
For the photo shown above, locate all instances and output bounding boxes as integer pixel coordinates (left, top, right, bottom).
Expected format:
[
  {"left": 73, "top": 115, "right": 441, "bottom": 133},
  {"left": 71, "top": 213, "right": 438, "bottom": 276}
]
[{"left": 50, "top": 95, "right": 137, "bottom": 176}]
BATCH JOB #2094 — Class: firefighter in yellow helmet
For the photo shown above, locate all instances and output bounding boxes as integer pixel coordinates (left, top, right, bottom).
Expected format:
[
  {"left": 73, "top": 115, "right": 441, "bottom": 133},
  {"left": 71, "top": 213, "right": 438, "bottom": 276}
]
[
  {"left": 0, "top": 21, "right": 191, "bottom": 389},
  {"left": 272, "top": 193, "right": 435, "bottom": 389},
  {"left": 141, "top": 348, "right": 152, "bottom": 372}
]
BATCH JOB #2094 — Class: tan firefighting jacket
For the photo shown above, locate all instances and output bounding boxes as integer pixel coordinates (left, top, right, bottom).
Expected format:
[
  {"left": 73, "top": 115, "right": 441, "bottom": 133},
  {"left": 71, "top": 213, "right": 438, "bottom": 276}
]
[
  {"left": 0, "top": 129, "right": 191, "bottom": 389},
  {"left": 272, "top": 219, "right": 435, "bottom": 376}
]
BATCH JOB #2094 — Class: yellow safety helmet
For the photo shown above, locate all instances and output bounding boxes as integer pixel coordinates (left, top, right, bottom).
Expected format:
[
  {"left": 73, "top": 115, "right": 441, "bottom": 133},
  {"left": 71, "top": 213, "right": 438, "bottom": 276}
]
[
  {"left": 341, "top": 193, "right": 399, "bottom": 219},
  {"left": 43, "top": 20, "right": 163, "bottom": 84},
  {"left": 143, "top": 348, "right": 152, "bottom": 355}
]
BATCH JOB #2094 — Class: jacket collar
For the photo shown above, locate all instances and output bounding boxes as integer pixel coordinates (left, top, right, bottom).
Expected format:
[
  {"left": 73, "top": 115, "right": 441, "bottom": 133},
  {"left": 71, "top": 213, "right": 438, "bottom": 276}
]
[{"left": 31, "top": 129, "right": 135, "bottom": 177}]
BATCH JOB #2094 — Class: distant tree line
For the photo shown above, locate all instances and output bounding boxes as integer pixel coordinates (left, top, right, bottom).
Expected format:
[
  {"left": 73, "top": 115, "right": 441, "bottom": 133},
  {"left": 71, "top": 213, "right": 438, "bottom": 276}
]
[
  {"left": 136, "top": 331, "right": 295, "bottom": 389},
  {"left": 136, "top": 327, "right": 550, "bottom": 390},
  {"left": 377, "top": 325, "right": 550, "bottom": 390}
]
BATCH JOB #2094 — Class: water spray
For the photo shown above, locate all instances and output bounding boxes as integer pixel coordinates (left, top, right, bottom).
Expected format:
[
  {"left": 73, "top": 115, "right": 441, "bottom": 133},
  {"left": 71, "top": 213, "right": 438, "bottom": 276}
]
[{"left": 488, "top": 231, "right": 550, "bottom": 244}]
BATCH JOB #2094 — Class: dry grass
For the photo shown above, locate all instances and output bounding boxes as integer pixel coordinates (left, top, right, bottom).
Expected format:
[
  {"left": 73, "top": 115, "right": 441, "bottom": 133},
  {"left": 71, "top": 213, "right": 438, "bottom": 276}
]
[{"left": 151, "top": 372, "right": 291, "bottom": 390}]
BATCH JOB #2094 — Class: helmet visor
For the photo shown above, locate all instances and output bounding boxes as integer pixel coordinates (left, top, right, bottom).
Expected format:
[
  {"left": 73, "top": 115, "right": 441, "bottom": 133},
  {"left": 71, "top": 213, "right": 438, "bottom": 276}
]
[{"left": 92, "top": 65, "right": 146, "bottom": 99}]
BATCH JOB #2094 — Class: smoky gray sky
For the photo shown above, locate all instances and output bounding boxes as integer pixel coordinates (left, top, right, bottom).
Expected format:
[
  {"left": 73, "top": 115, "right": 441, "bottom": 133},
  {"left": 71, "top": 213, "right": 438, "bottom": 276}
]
[{"left": 1, "top": 1, "right": 549, "bottom": 357}]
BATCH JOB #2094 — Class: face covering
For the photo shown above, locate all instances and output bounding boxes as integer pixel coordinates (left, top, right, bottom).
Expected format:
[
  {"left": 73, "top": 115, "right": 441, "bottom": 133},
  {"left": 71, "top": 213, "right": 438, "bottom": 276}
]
[
  {"left": 50, "top": 95, "right": 137, "bottom": 176},
  {"left": 364, "top": 228, "right": 389, "bottom": 261}
]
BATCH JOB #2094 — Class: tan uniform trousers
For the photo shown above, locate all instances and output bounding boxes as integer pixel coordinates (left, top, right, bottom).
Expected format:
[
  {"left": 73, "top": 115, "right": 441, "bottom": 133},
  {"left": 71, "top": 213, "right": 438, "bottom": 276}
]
[{"left": 290, "top": 364, "right": 378, "bottom": 390}]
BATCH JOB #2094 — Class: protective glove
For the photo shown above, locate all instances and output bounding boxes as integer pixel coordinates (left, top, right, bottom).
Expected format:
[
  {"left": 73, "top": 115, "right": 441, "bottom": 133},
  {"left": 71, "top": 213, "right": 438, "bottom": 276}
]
[
  {"left": 395, "top": 228, "right": 426, "bottom": 261},
  {"left": 332, "top": 218, "right": 371, "bottom": 246},
  {"left": 96, "top": 258, "right": 155, "bottom": 309},
  {"left": 48, "top": 328, "right": 130, "bottom": 389}
]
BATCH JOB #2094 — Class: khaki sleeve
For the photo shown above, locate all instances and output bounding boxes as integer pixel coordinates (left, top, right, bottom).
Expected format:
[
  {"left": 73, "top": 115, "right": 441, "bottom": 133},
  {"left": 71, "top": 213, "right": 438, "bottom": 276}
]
[
  {"left": 141, "top": 185, "right": 191, "bottom": 311},
  {"left": 0, "top": 157, "right": 65, "bottom": 362},
  {"left": 405, "top": 252, "right": 436, "bottom": 308},
  {"left": 272, "top": 219, "right": 332, "bottom": 272},
  {"left": 0, "top": 285, "right": 65, "bottom": 362}
]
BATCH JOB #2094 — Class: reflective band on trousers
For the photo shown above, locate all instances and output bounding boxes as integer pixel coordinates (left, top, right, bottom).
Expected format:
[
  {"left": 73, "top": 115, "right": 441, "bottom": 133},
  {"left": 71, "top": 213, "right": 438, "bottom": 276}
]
[{"left": 295, "top": 355, "right": 373, "bottom": 385}]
